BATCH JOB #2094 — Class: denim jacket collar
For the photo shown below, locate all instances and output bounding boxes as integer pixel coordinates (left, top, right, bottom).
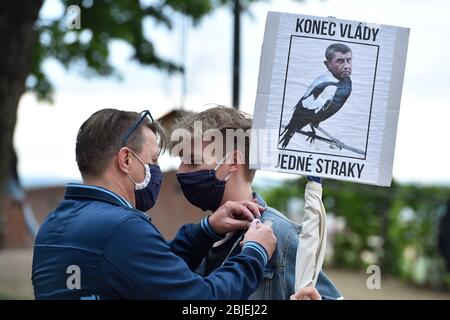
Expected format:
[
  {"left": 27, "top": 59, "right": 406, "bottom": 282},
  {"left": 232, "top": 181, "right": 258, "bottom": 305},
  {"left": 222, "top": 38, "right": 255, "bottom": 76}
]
[{"left": 253, "top": 192, "right": 268, "bottom": 211}]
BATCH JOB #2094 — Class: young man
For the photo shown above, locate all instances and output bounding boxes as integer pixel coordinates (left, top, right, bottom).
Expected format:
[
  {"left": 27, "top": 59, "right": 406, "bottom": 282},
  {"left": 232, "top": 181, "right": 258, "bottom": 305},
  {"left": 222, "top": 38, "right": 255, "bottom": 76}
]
[{"left": 174, "top": 106, "right": 343, "bottom": 300}]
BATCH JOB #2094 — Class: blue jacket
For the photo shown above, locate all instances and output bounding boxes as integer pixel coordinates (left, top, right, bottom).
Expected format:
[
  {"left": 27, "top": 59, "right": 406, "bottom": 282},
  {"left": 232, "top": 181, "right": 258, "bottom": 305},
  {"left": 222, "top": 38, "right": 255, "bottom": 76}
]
[
  {"left": 197, "top": 192, "right": 342, "bottom": 300},
  {"left": 32, "top": 183, "right": 268, "bottom": 300}
]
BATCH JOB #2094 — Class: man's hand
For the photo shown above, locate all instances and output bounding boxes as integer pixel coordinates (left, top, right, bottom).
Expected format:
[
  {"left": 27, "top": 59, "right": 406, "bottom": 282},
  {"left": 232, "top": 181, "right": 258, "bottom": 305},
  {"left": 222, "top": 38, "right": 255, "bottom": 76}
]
[
  {"left": 208, "top": 200, "right": 264, "bottom": 235},
  {"left": 241, "top": 220, "right": 277, "bottom": 260},
  {"left": 290, "top": 287, "right": 322, "bottom": 300}
]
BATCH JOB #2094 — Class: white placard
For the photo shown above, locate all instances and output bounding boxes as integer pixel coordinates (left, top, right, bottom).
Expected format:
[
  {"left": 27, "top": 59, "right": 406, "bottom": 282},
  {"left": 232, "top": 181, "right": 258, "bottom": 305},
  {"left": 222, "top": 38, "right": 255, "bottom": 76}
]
[{"left": 251, "top": 12, "right": 410, "bottom": 186}]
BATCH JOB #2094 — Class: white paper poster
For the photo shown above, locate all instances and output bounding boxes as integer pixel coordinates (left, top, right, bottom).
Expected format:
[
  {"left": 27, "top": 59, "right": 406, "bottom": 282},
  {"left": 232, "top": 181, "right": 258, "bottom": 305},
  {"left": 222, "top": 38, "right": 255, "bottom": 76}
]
[{"left": 250, "top": 12, "right": 410, "bottom": 186}]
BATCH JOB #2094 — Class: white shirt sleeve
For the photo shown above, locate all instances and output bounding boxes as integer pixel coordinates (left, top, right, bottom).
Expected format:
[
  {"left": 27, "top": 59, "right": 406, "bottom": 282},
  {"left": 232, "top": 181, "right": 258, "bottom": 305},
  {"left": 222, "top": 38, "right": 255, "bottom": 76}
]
[{"left": 294, "top": 181, "right": 327, "bottom": 291}]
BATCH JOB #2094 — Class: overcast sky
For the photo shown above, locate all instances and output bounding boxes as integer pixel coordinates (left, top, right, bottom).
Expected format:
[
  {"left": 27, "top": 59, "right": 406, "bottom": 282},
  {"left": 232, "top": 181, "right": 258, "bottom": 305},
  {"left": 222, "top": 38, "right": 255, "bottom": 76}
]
[{"left": 15, "top": 0, "right": 450, "bottom": 187}]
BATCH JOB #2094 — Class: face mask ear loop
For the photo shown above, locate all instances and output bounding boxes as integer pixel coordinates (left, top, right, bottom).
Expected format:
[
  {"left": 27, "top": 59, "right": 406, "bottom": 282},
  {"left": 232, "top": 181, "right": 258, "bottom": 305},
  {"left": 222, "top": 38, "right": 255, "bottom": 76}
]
[
  {"left": 214, "top": 151, "right": 235, "bottom": 181},
  {"left": 223, "top": 172, "right": 233, "bottom": 181},
  {"left": 127, "top": 149, "right": 151, "bottom": 189},
  {"left": 129, "top": 149, "right": 146, "bottom": 166},
  {"left": 128, "top": 175, "right": 138, "bottom": 185}
]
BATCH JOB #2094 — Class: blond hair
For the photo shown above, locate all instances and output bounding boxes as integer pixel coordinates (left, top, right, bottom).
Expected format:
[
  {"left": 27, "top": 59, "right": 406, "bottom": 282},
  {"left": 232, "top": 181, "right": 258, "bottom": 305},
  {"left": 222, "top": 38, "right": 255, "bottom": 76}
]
[{"left": 174, "top": 106, "right": 256, "bottom": 181}]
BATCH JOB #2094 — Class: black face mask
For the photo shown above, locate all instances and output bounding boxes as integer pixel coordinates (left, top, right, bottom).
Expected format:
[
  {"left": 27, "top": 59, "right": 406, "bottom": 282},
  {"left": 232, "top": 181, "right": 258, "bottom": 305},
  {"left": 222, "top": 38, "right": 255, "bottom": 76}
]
[
  {"left": 176, "top": 168, "right": 230, "bottom": 212},
  {"left": 134, "top": 164, "right": 162, "bottom": 212},
  {"left": 176, "top": 153, "right": 234, "bottom": 212}
]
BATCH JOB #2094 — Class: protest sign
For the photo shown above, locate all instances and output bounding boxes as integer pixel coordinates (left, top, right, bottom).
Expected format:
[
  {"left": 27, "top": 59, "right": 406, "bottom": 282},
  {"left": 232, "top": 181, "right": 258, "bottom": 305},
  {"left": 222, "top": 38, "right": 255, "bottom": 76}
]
[{"left": 251, "top": 12, "right": 409, "bottom": 186}]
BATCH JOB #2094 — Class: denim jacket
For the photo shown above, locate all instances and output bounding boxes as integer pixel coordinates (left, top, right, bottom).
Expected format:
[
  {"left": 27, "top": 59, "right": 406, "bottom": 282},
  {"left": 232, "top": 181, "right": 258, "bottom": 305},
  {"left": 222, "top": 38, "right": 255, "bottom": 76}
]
[{"left": 197, "top": 192, "right": 343, "bottom": 300}]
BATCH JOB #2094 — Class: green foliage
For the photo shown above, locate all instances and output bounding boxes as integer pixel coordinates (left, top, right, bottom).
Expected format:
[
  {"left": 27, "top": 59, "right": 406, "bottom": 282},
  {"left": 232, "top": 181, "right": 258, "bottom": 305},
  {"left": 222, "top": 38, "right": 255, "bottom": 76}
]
[
  {"left": 28, "top": 0, "right": 286, "bottom": 102},
  {"left": 29, "top": 0, "right": 217, "bottom": 101},
  {"left": 262, "top": 178, "right": 450, "bottom": 288}
]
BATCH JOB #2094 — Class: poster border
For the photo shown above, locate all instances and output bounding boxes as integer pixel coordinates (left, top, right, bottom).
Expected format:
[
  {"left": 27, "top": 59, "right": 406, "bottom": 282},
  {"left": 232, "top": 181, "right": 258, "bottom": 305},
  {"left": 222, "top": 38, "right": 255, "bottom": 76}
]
[{"left": 277, "top": 34, "right": 380, "bottom": 161}]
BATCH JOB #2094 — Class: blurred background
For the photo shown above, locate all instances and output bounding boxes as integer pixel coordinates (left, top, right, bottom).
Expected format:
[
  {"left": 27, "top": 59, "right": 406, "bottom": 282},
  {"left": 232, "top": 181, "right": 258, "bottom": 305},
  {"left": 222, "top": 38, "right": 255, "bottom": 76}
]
[{"left": 1, "top": 0, "right": 450, "bottom": 299}]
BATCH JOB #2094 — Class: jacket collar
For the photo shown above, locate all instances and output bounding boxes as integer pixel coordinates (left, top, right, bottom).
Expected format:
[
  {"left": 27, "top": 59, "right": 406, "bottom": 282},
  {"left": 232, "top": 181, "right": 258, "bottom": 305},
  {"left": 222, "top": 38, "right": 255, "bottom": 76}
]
[
  {"left": 64, "top": 183, "right": 133, "bottom": 209},
  {"left": 211, "top": 192, "right": 267, "bottom": 248},
  {"left": 253, "top": 192, "right": 268, "bottom": 211}
]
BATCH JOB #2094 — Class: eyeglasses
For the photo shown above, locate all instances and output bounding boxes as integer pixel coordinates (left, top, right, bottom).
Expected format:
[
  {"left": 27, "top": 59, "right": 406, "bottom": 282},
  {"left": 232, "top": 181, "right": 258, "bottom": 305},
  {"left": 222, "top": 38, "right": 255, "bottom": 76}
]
[{"left": 122, "top": 110, "right": 155, "bottom": 147}]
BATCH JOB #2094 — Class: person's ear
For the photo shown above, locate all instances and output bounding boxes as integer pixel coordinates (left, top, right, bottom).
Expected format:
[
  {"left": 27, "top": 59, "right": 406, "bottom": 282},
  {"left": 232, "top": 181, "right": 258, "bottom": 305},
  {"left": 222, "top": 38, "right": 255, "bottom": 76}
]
[
  {"left": 117, "top": 147, "right": 131, "bottom": 174},
  {"left": 229, "top": 150, "right": 244, "bottom": 173},
  {"left": 324, "top": 60, "right": 329, "bottom": 69}
]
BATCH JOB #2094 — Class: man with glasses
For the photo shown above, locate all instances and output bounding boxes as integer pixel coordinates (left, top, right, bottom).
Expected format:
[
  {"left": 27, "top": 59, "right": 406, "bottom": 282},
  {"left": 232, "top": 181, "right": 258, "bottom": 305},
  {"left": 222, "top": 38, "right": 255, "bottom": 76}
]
[{"left": 32, "top": 108, "right": 276, "bottom": 300}]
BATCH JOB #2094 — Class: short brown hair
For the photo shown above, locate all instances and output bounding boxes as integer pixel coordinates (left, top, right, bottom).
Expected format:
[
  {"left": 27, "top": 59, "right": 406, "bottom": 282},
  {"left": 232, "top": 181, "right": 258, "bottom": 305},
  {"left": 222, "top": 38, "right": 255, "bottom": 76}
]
[
  {"left": 76, "top": 108, "right": 166, "bottom": 178},
  {"left": 174, "top": 106, "right": 256, "bottom": 182}
]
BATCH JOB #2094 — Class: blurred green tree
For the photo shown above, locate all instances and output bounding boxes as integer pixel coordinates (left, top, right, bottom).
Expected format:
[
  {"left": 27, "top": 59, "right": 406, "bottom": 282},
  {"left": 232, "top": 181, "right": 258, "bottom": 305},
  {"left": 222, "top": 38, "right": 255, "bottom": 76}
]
[
  {"left": 0, "top": 0, "right": 304, "bottom": 244},
  {"left": 0, "top": 0, "right": 212, "bottom": 189},
  {"left": 262, "top": 178, "right": 450, "bottom": 288}
]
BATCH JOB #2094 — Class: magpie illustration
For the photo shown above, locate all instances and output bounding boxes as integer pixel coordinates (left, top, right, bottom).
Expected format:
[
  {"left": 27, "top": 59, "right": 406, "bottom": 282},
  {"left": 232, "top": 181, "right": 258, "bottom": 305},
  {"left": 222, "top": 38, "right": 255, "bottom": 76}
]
[{"left": 279, "top": 73, "right": 352, "bottom": 149}]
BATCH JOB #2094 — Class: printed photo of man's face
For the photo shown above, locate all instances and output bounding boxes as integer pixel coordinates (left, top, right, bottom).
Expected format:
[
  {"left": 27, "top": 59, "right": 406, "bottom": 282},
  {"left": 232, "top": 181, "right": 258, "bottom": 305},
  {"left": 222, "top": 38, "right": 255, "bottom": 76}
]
[{"left": 325, "top": 45, "right": 353, "bottom": 80}]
